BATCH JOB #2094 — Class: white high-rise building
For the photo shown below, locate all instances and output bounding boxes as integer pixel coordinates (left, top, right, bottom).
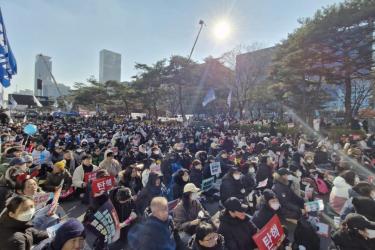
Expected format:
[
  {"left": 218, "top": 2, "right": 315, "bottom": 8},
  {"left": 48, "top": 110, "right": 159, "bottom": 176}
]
[
  {"left": 34, "top": 54, "right": 53, "bottom": 96},
  {"left": 99, "top": 49, "right": 121, "bottom": 83}
]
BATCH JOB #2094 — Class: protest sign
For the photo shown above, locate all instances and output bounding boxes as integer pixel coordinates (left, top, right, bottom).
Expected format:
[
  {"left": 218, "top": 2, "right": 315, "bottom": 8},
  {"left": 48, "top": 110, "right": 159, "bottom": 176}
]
[
  {"left": 33, "top": 192, "right": 53, "bottom": 210},
  {"left": 84, "top": 171, "right": 97, "bottom": 183},
  {"left": 210, "top": 162, "right": 221, "bottom": 176},
  {"left": 48, "top": 180, "right": 64, "bottom": 216},
  {"left": 46, "top": 222, "right": 64, "bottom": 238},
  {"left": 168, "top": 199, "right": 179, "bottom": 212},
  {"left": 257, "top": 178, "right": 268, "bottom": 188},
  {"left": 60, "top": 187, "right": 74, "bottom": 199},
  {"left": 91, "top": 176, "right": 116, "bottom": 195},
  {"left": 85, "top": 200, "right": 121, "bottom": 244},
  {"left": 304, "top": 199, "right": 324, "bottom": 213},
  {"left": 252, "top": 215, "right": 285, "bottom": 250},
  {"left": 201, "top": 177, "right": 215, "bottom": 192}
]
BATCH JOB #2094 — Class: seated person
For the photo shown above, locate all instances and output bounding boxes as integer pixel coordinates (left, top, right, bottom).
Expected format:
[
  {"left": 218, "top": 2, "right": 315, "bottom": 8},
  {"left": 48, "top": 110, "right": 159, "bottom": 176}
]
[
  {"left": 252, "top": 189, "right": 283, "bottom": 229},
  {"left": 188, "top": 222, "right": 225, "bottom": 250},
  {"left": 44, "top": 160, "right": 72, "bottom": 192}
]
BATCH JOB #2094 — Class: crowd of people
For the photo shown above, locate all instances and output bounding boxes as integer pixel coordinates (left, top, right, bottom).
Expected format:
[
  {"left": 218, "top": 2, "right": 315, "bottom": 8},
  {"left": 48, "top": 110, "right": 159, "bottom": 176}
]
[{"left": 0, "top": 114, "right": 375, "bottom": 250}]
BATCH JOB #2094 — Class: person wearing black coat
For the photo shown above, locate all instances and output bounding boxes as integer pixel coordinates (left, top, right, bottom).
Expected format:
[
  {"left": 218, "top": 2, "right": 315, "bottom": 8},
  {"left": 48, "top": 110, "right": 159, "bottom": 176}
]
[
  {"left": 0, "top": 196, "right": 48, "bottom": 250},
  {"left": 252, "top": 189, "right": 283, "bottom": 229},
  {"left": 135, "top": 172, "right": 165, "bottom": 215},
  {"left": 272, "top": 168, "right": 305, "bottom": 220},
  {"left": 172, "top": 168, "right": 189, "bottom": 200},
  {"left": 218, "top": 197, "right": 258, "bottom": 250},
  {"left": 220, "top": 167, "right": 246, "bottom": 204},
  {"left": 190, "top": 160, "right": 203, "bottom": 189},
  {"left": 255, "top": 156, "right": 274, "bottom": 189}
]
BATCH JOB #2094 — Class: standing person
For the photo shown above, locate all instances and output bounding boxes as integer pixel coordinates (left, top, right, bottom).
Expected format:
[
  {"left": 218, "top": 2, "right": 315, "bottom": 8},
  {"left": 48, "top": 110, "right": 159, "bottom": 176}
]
[
  {"left": 127, "top": 197, "right": 177, "bottom": 250},
  {"left": 0, "top": 196, "right": 48, "bottom": 250},
  {"left": 218, "top": 197, "right": 258, "bottom": 250}
]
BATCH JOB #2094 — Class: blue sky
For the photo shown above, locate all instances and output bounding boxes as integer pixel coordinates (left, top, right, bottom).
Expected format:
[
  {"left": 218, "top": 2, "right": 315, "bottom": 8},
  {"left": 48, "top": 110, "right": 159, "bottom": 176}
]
[{"left": 1, "top": 0, "right": 343, "bottom": 93}]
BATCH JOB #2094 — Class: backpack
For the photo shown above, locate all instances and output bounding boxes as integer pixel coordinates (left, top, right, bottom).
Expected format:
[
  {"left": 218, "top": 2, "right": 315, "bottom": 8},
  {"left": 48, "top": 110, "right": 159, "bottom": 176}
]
[{"left": 315, "top": 177, "right": 329, "bottom": 194}]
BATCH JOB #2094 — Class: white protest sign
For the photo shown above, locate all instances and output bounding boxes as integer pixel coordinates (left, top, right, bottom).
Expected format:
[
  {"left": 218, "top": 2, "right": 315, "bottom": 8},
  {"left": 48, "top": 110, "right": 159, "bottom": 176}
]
[{"left": 210, "top": 162, "right": 221, "bottom": 176}]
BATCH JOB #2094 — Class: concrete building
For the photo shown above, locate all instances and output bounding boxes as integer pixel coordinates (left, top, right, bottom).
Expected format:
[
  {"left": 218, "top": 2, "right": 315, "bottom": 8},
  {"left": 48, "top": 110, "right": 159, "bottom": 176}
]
[
  {"left": 99, "top": 49, "right": 121, "bottom": 83},
  {"left": 34, "top": 54, "right": 53, "bottom": 96}
]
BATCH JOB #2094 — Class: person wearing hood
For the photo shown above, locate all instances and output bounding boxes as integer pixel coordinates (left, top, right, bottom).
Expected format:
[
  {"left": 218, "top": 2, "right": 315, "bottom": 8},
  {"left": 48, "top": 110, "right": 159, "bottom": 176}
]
[
  {"left": 341, "top": 182, "right": 375, "bottom": 220},
  {"left": 252, "top": 189, "right": 283, "bottom": 229},
  {"left": 272, "top": 168, "right": 305, "bottom": 220},
  {"left": 332, "top": 213, "right": 375, "bottom": 250},
  {"left": 218, "top": 197, "right": 257, "bottom": 250},
  {"left": 172, "top": 168, "right": 190, "bottom": 200},
  {"left": 99, "top": 150, "right": 121, "bottom": 177},
  {"left": 329, "top": 170, "right": 356, "bottom": 214},
  {"left": 255, "top": 156, "right": 274, "bottom": 189},
  {"left": 136, "top": 172, "right": 165, "bottom": 215},
  {"left": 220, "top": 166, "right": 247, "bottom": 204},
  {"left": 188, "top": 222, "right": 225, "bottom": 250},
  {"left": 173, "top": 183, "right": 207, "bottom": 235},
  {"left": 216, "top": 150, "right": 231, "bottom": 178},
  {"left": 120, "top": 164, "right": 143, "bottom": 195},
  {"left": 0, "top": 195, "right": 48, "bottom": 250},
  {"left": 43, "top": 160, "right": 72, "bottom": 192},
  {"left": 39, "top": 219, "right": 85, "bottom": 250}
]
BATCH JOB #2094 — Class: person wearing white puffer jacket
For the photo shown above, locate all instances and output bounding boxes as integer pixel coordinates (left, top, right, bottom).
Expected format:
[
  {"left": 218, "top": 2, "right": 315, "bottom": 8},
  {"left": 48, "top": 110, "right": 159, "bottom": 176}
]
[{"left": 329, "top": 170, "right": 357, "bottom": 214}]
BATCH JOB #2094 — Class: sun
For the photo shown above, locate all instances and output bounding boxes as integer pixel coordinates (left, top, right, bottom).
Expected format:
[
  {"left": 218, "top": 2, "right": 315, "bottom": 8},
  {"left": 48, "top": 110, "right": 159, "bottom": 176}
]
[{"left": 213, "top": 20, "right": 231, "bottom": 40}]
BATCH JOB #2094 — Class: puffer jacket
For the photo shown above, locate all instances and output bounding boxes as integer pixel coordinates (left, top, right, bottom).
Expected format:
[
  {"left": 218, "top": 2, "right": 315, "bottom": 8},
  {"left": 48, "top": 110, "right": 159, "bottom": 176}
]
[
  {"left": 43, "top": 169, "right": 72, "bottom": 192},
  {"left": 329, "top": 176, "right": 352, "bottom": 214}
]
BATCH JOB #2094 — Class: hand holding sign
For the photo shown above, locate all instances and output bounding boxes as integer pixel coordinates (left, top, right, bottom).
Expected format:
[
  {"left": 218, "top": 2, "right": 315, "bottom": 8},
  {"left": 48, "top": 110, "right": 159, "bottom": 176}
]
[{"left": 210, "top": 162, "right": 221, "bottom": 176}]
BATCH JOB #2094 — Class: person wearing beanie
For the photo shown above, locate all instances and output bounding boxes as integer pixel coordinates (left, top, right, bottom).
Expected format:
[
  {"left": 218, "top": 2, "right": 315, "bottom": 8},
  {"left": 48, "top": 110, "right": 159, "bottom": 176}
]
[
  {"left": 45, "top": 219, "right": 85, "bottom": 250},
  {"left": 43, "top": 160, "right": 72, "bottom": 192},
  {"left": 252, "top": 189, "right": 283, "bottom": 229},
  {"left": 220, "top": 166, "right": 247, "bottom": 204}
]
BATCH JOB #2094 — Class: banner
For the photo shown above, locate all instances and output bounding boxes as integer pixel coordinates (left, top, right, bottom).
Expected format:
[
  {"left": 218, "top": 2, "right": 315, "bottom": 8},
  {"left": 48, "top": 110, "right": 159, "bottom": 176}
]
[
  {"left": 91, "top": 176, "right": 116, "bottom": 195},
  {"left": 33, "top": 192, "right": 53, "bottom": 210},
  {"left": 84, "top": 171, "right": 98, "bottom": 183},
  {"left": 201, "top": 177, "right": 215, "bottom": 192},
  {"left": 210, "top": 162, "right": 221, "bottom": 176},
  {"left": 252, "top": 215, "right": 285, "bottom": 250},
  {"left": 85, "top": 200, "right": 121, "bottom": 244}
]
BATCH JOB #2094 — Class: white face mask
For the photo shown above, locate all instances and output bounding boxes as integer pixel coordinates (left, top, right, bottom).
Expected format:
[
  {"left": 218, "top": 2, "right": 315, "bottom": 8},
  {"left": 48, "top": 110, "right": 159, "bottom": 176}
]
[
  {"left": 270, "top": 202, "right": 280, "bottom": 211},
  {"left": 16, "top": 208, "right": 35, "bottom": 222},
  {"left": 248, "top": 167, "right": 255, "bottom": 174},
  {"left": 307, "top": 159, "right": 313, "bottom": 164},
  {"left": 233, "top": 174, "right": 241, "bottom": 180},
  {"left": 191, "top": 193, "right": 199, "bottom": 201},
  {"left": 296, "top": 171, "right": 302, "bottom": 177},
  {"left": 367, "top": 229, "right": 375, "bottom": 239}
]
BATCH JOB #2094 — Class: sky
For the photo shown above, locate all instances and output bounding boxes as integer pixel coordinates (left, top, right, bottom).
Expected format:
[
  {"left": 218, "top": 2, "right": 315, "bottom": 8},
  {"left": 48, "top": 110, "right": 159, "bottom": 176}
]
[{"left": 1, "top": 0, "right": 344, "bottom": 94}]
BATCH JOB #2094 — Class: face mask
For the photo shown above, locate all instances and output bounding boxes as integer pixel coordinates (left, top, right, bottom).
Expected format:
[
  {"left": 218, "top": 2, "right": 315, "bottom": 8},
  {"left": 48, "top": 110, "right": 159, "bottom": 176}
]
[
  {"left": 248, "top": 167, "right": 255, "bottom": 174},
  {"left": 16, "top": 208, "right": 35, "bottom": 222},
  {"left": 367, "top": 229, "right": 375, "bottom": 239},
  {"left": 182, "top": 175, "right": 189, "bottom": 182},
  {"left": 270, "top": 202, "right": 280, "bottom": 211},
  {"left": 355, "top": 176, "right": 360, "bottom": 185},
  {"left": 233, "top": 174, "right": 241, "bottom": 180},
  {"left": 191, "top": 193, "right": 199, "bottom": 201},
  {"left": 307, "top": 159, "right": 313, "bottom": 164},
  {"left": 222, "top": 154, "right": 228, "bottom": 159},
  {"left": 296, "top": 171, "right": 302, "bottom": 177}
]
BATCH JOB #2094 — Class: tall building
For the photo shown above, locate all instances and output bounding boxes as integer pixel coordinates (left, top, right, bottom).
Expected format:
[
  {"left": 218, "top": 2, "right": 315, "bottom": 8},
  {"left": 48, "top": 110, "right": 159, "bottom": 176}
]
[
  {"left": 99, "top": 49, "right": 121, "bottom": 83},
  {"left": 34, "top": 54, "right": 53, "bottom": 96}
]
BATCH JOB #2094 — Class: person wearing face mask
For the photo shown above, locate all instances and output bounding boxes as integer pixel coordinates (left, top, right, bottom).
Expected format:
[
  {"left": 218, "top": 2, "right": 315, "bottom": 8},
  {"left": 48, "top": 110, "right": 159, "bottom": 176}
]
[
  {"left": 190, "top": 160, "right": 203, "bottom": 189},
  {"left": 72, "top": 154, "right": 98, "bottom": 195},
  {"left": 0, "top": 196, "right": 48, "bottom": 250},
  {"left": 173, "top": 183, "right": 208, "bottom": 235},
  {"left": 216, "top": 150, "right": 231, "bottom": 178},
  {"left": 172, "top": 168, "right": 190, "bottom": 200},
  {"left": 220, "top": 166, "right": 247, "bottom": 204},
  {"left": 314, "top": 145, "right": 331, "bottom": 169},
  {"left": 252, "top": 189, "right": 283, "bottom": 229},
  {"left": 241, "top": 163, "right": 256, "bottom": 194},
  {"left": 272, "top": 168, "right": 305, "bottom": 220},
  {"left": 188, "top": 222, "right": 225, "bottom": 250},
  {"left": 218, "top": 197, "right": 257, "bottom": 250},
  {"left": 256, "top": 156, "right": 275, "bottom": 189},
  {"left": 332, "top": 213, "right": 375, "bottom": 250},
  {"left": 288, "top": 164, "right": 302, "bottom": 196}
]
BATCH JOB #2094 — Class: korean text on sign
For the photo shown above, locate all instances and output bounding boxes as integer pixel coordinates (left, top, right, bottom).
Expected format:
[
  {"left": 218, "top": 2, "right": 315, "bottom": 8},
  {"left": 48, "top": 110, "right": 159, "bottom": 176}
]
[{"left": 252, "top": 215, "right": 285, "bottom": 250}]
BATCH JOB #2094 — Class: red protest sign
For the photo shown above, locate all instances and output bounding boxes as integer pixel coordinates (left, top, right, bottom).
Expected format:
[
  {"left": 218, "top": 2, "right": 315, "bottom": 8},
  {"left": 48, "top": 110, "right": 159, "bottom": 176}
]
[
  {"left": 91, "top": 176, "right": 116, "bottom": 195},
  {"left": 84, "top": 171, "right": 97, "bottom": 183},
  {"left": 252, "top": 215, "right": 285, "bottom": 250}
]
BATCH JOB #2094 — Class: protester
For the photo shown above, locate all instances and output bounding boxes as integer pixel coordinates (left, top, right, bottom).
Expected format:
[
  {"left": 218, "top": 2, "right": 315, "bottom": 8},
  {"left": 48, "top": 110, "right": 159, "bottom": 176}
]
[
  {"left": 188, "top": 222, "right": 225, "bottom": 250},
  {"left": 72, "top": 154, "right": 98, "bottom": 194},
  {"left": 99, "top": 150, "right": 121, "bottom": 177},
  {"left": 172, "top": 168, "right": 190, "bottom": 200},
  {"left": 0, "top": 195, "right": 48, "bottom": 250},
  {"left": 136, "top": 172, "right": 165, "bottom": 214},
  {"left": 43, "top": 160, "right": 72, "bottom": 192},
  {"left": 220, "top": 166, "right": 246, "bottom": 204},
  {"left": 252, "top": 189, "right": 282, "bottom": 229},
  {"left": 330, "top": 170, "right": 356, "bottom": 214}
]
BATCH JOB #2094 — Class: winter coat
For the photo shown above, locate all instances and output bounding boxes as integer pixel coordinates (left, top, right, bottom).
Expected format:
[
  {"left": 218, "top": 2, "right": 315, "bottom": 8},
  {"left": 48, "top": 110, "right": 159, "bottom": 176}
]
[
  {"left": 352, "top": 197, "right": 375, "bottom": 221},
  {"left": 314, "top": 150, "right": 329, "bottom": 165},
  {"left": 220, "top": 173, "right": 246, "bottom": 203},
  {"left": 190, "top": 168, "right": 203, "bottom": 189},
  {"left": 0, "top": 213, "right": 48, "bottom": 250},
  {"left": 187, "top": 234, "right": 226, "bottom": 250},
  {"left": 127, "top": 216, "right": 176, "bottom": 250},
  {"left": 288, "top": 174, "right": 301, "bottom": 197},
  {"left": 0, "top": 167, "right": 16, "bottom": 212},
  {"left": 218, "top": 211, "right": 257, "bottom": 250},
  {"left": 172, "top": 172, "right": 188, "bottom": 200},
  {"left": 272, "top": 175, "right": 304, "bottom": 220},
  {"left": 329, "top": 176, "right": 352, "bottom": 214},
  {"left": 135, "top": 172, "right": 165, "bottom": 215},
  {"left": 72, "top": 164, "right": 98, "bottom": 189},
  {"left": 173, "top": 199, "right": 204, "bottom": 233},
  {"left": 252, "top": 203, "right": 282, "bottom": 229},
  {"left": 99, "top": 151, "right": 122, "bottom": 176},
  {"left": 43, "top": 170, "right": 72, "bottom": 192},
  {"left": 255, "top": 163, "right": 273, "bottom": 189},
  {"left": 332, "top": 229, "right": 375, "bottom": 250},
  {"left": 340, "top": 188, "right": 360, "bottom": 220}
]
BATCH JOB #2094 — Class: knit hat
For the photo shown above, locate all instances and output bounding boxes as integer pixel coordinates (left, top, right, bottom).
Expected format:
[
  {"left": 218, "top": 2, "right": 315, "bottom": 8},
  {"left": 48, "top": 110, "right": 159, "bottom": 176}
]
[
  {"left": 54, "top": 160, "right": 66, "bottom": 171},
  {"left": 116, "top": 187, "right": 132, "bottom": 202},
  {"left": 52, "top": 219, "right": 85, "bottom": 250},
  {"left": 263, "top": 189, "right": 277, "bottom": 202},
  {"left": 345, "top": 213, "right": 375, "bottom": 230}
]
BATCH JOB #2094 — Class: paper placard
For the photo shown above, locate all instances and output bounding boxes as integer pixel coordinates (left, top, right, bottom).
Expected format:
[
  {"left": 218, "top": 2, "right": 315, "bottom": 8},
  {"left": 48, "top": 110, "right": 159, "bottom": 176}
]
[
  {"left": 304, "top": 199, "right": 324, "bottom": 212},
  {"left": 201, "top": 177, "right": 215, "bottom": 192},
  {"left": 34, "top": 192, "right": 53, "bottom": 210},
  {"left": 91, "top": 176, "right": 116, "bottom": 195},
  {"left": 46, "top": 222, "right": 64, "bottom": 238},
  {"left": 210, "top": 162, "right": 221, "bottom": 176},
  {"left": 84, "top": 171, "right": 97, "bottom": 183},
  {"left": 252, "top": 215, "right": 285, "bottom": 250}
]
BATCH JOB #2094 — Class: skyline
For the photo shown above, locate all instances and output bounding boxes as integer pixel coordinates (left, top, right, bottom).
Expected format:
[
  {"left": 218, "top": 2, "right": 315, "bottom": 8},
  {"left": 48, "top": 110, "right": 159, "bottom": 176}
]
[{"left": 1, "top": 0, "right": 342, "bottom": 94}]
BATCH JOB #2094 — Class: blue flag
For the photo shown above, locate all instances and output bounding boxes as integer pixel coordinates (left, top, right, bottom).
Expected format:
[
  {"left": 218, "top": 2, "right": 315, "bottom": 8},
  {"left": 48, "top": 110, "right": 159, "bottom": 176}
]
[
  {"left": 0, "top": 8, "right": 17, "bottom": 88},
  {"left": 202, "top": 88, "right": 216, "bottom": 107}
]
